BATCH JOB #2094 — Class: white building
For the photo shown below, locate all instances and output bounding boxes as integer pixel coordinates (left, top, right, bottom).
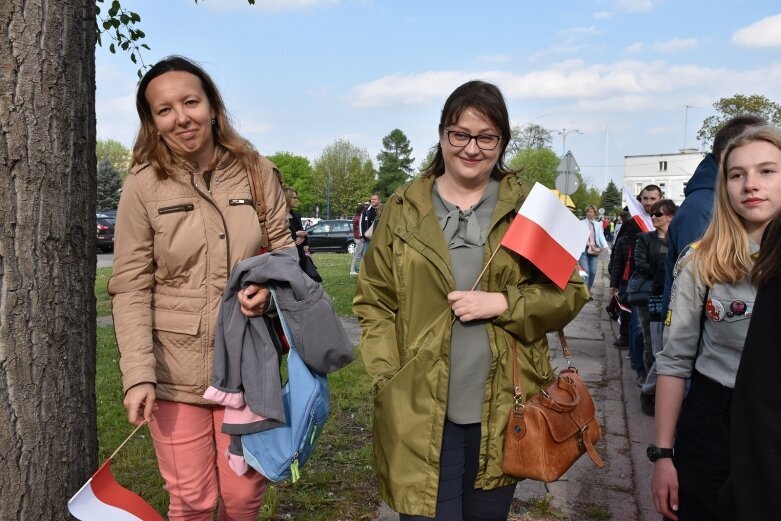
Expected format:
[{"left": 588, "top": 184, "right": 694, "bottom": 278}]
[{"left": 623, "top": 149, "right": 705, "bottom": 206}]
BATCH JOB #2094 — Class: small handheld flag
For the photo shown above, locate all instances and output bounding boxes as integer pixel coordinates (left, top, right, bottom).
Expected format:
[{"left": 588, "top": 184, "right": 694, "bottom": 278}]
[
  {"left": 623, "top": 187, "right": 653, "bottom": 233},
  {"left": 68, "top": 421, "right": 164, "bottom": 521},
  {"left": 500, "top": 183, "right": 588, "bottom": 289}
]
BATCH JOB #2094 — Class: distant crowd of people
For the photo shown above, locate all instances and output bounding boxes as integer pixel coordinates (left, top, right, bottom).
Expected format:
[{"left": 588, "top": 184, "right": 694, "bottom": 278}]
[{"left": 106, "top": 54, "right": 779, "bottom": 520}]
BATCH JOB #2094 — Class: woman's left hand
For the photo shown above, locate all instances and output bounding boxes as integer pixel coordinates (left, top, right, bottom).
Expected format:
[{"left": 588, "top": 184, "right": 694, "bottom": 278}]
[
  {"left": 448, "top": 291, "right": 508, "bottom": 322},
  {"left": 238, "top": 283, "right": 270, "bottom": 317}
]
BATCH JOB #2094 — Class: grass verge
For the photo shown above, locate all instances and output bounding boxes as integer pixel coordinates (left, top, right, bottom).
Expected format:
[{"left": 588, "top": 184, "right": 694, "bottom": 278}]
[{"left": 96, "top": 254, "right": 378, "bottom": 519}]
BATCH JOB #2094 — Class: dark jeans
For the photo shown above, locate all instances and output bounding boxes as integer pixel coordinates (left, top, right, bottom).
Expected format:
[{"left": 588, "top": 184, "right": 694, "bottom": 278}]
[
  {"left": 629, "top": 306, "right": 644, "bottom": 376},
  {"left": 673, "top": 371, "right": 733, "bottom": 521},
  {"left": 399, "top": 420, "right": 515, "bottom": 521},
  {"left": 618, "top": 309, "right": 630, "bottom": 341}
]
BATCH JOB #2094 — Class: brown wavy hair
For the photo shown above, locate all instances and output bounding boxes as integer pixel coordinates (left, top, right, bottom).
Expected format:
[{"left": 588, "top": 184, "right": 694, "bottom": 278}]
[
  {"left": 693, "top": 125, "right": 781, "bottom": 286},
  {"left": 133, "top": 55, "right": 257, "bottom": 177}
]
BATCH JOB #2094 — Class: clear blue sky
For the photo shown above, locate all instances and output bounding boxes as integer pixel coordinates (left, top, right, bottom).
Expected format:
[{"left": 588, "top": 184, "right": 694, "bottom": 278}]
[{"left": 96, "top": 0, "right": 781, "bottom": 189}]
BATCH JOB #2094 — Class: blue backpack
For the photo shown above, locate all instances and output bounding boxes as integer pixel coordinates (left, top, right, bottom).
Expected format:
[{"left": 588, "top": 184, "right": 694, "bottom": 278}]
[{"left": 241, "top": 286, "right": 330, "bottom": 483}]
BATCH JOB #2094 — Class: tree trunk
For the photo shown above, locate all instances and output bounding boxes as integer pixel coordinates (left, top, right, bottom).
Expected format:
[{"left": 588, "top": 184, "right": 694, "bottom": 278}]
[{"left": 0, "top": 0, "right": 98, "bottom": 518}]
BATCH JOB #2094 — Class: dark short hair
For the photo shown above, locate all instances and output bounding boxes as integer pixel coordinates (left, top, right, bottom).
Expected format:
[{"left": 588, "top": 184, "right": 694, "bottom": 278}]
[
  {"left": 423, "top": 80, "right": 514, "bottom": 179},
  {"left": 641, "top": 184, "right": 663, "bottom": 198},
  {"left": 650, "top": 199, "right": 677, "bottom": 217},
  {"left": 712, "top": 115, "right": 768, "bottom": 162}
]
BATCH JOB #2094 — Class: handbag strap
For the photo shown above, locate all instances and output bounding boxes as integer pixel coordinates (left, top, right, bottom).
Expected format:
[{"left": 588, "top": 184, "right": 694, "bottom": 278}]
[
  {"left": 511, "top": 331, "right": 572, "bottom": 404},
  {"left": 268, "top": 285, "right": 296, "bottom": 351},
  {"left": 247, "top": 158, "right": 270, "bottom": 250}
]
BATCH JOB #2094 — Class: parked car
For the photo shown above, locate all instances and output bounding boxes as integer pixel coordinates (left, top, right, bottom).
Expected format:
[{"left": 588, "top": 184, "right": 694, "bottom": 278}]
[
  {"left": 305, "top": 219, "right": 355, "bottom": 254},
  {"left": 98, "top": 208, "right": 117, "bottom": 220},
  {"left": 96, "top": 213, "right": 115, "bottom": 252},
  {"left": 300, "top": 217, "right": 320, "bottom": 229}
]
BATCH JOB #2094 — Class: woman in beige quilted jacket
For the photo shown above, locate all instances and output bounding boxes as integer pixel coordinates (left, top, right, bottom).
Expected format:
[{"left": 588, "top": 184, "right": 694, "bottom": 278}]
[{"left": 108, "top": 56, "right": 293, "bottom": 521}]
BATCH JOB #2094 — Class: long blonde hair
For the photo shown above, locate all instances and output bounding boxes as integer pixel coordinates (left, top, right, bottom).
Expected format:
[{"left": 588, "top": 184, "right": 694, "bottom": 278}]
[
  {"left": 133, "top": 56, "right": 257, "bottom": 177},
  {"left": 694, "top": 125, "right": 781, "bottom": 286}
]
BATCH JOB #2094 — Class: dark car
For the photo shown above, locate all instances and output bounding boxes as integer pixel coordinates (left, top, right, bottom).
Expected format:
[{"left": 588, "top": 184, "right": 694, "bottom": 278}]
[
  {"left": 98, "top": 208, "right": 117, "bottom": 220},
  {"left": 305, "top": 219, "right": 355, "bottom": 254},
  {"left": 96, "top": 213, "right": 115, "bottom": 252}
]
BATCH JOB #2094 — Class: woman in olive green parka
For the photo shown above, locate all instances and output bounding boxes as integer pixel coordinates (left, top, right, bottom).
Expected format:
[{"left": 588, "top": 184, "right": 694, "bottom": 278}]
[{"left": 353, "top": 81, "right": 588, "bottom": 520}]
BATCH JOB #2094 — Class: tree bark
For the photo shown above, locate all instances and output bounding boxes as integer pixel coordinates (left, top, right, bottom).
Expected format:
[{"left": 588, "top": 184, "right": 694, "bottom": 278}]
[{"left": 0, "top": 0, "right": 98, "bottom": 518}]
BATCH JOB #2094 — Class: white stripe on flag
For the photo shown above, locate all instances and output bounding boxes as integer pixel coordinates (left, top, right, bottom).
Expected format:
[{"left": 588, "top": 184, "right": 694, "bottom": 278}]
[
  {"left": 68, "top": 479, "right": 144, "bottom": 521},
  {"left": 623, "top": 188, "right": 653, "bottom": 231},
  {"left": 518, "top": 183, "right": 589, "bottom": 260}
]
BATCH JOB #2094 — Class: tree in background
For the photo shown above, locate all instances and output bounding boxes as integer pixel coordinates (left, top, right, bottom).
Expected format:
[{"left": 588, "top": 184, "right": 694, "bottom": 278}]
[
  {"left": 571, "top": 175, "right": 603, "bottom": 215},
  {"left": 507, "top": 123, "right": 552, "bottom": 157},
  {"left": 268, "top": 152, "right": 316, "bottom": 214},
  {"left": 508, "top": 147, "right": 559, "bottom": 188},
  {"left": 96, "top": 139, "right": 132, "bottom": 179},
  {"left": 600, "top": 180, "right": 622, "bottom": 215},
  {"left": 697, "top": 94, "right": 781, "bottom": 147},
  {"left": 312, "top": 139, "right": 375, "bottom": 218},
  {"left": 418, "top": 147, "right": 436, "bottom": 173},
  {"left": 97, "top": 159, "right": 123, "bottom": 210},
  {"left": 376, "top": 129, "right": 414, "bottom": 198},
  {"left": 1, "top": 1, "right": 98, "bottom": 517}
]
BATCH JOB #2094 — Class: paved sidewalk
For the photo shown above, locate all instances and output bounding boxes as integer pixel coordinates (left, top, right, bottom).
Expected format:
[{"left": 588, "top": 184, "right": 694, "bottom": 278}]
[{"left": 374, "top": 255, "right": 658, "bottom": 520}]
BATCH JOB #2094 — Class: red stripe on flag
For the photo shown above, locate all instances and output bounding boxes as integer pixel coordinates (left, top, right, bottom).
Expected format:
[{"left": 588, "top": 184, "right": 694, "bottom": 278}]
[
  {"left": 500, "top": 213, "right": 578, "bottom": 289},
  {"left": 91, "top": 460, "right": 164, "bottom": 521},
  {"left": 631, "top": 215, "right": 650, "bottom": 233}
]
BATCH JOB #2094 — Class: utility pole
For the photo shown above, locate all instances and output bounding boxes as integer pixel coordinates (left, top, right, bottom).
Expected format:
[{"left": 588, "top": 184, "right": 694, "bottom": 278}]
[{"left": 683, "top": 105, "right": 699, "bottom": 150}]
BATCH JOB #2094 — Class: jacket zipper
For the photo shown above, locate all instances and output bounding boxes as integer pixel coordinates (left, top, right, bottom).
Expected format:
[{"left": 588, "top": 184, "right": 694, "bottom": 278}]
[
  {"left": 190, "top": 171, "right": 231, "bottom": 272},
  {"left": 190, "top": 170, "right": 232, "bottom": 392},
  {"left": 158, "top": 203, "right": 195, "bottom": 214}
]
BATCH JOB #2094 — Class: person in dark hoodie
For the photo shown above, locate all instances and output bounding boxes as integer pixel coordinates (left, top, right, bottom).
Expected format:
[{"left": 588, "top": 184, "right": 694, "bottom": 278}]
[{"left": 661, "top": 116, "right": 766, "bottom": 320}]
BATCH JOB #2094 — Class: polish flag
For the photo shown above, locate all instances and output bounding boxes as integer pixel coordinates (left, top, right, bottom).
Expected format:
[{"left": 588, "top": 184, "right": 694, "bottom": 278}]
[
  {"left": 623, "top": 188, "right": 652, "bottom": 233},
  {"left": 68, "top": 459, "right": 164, "bottom": 521},
  {"left": 500, "top": 183, "right": 589, "bottom": 289}
]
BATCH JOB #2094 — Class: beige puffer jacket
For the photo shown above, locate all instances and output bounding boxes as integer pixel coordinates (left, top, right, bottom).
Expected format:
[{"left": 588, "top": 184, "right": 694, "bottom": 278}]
[{"left": 108, "top": 155, "right": 294, "bottom": 404}]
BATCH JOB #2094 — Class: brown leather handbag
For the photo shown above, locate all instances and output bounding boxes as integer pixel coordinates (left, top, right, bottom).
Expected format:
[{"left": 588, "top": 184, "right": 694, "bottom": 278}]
[{"left": 501, "top": 332, "right": 604, "bottom": 482}]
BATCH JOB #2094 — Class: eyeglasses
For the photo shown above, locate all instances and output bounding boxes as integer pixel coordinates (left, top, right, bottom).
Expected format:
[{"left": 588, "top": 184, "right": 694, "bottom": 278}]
[
  {"left": 445, "top": 130, "right": 501, "bottom": 151},
  {"left": 651, "top": 212, "right": 667, "bottom": 218}
]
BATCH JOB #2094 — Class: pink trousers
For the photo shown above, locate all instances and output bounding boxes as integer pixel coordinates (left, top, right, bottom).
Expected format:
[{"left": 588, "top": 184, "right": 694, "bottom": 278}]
[{"left": 149, "top": 400, "right": 266, "bottom": 521}]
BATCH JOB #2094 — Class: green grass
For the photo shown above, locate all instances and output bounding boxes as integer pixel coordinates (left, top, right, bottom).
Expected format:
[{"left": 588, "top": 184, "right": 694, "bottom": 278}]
[
  {"left": 309, "top": 252, "right": 360, "bottom": 316},
  {"left": 96, "top": 253, "right": 378, "bottom": 519},
  {"left": 96, "top": 267, "right": 112, "bottom": 317}
]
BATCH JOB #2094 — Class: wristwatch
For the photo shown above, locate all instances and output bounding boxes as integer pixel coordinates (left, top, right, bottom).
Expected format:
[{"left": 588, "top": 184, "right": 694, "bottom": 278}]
[{"left": 647, "top": 444, "right": 674, "bottom": 462}]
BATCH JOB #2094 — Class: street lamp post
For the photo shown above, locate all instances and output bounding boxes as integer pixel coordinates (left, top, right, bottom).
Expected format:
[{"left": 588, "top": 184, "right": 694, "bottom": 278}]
[{"left": 553, "top": 128, "right": 583, "bottom": 157}]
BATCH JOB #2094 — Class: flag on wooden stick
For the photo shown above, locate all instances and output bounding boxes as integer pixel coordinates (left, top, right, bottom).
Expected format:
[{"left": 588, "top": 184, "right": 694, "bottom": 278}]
[{"left": 68, "top": 421, "right": 163, "bottom": 521}]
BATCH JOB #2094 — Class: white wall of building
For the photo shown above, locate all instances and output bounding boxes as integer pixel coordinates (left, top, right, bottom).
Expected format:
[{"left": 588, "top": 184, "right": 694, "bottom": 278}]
[{"left": 623, "top": 150, "right": 704, "bottom": 206}]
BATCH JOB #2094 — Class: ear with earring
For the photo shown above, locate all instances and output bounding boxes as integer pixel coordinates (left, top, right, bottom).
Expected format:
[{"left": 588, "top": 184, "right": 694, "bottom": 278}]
[{"left": 211, "top": 118, "right": 216, "bottom": 126}]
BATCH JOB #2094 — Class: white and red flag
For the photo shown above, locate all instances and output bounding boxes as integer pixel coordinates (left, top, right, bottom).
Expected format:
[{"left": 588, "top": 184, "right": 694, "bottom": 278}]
[
  {"left": 500, "top": 183, "right": 588, "bottom": 289},
  {"left": 68, "top": 422, "right": 164, "bottom": 521},
  {"left": 623, "top": 188, "right": 653, "bottom": 233},
  {"left": 68, "top": 459, "right": 163, "bottom": 521}
]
